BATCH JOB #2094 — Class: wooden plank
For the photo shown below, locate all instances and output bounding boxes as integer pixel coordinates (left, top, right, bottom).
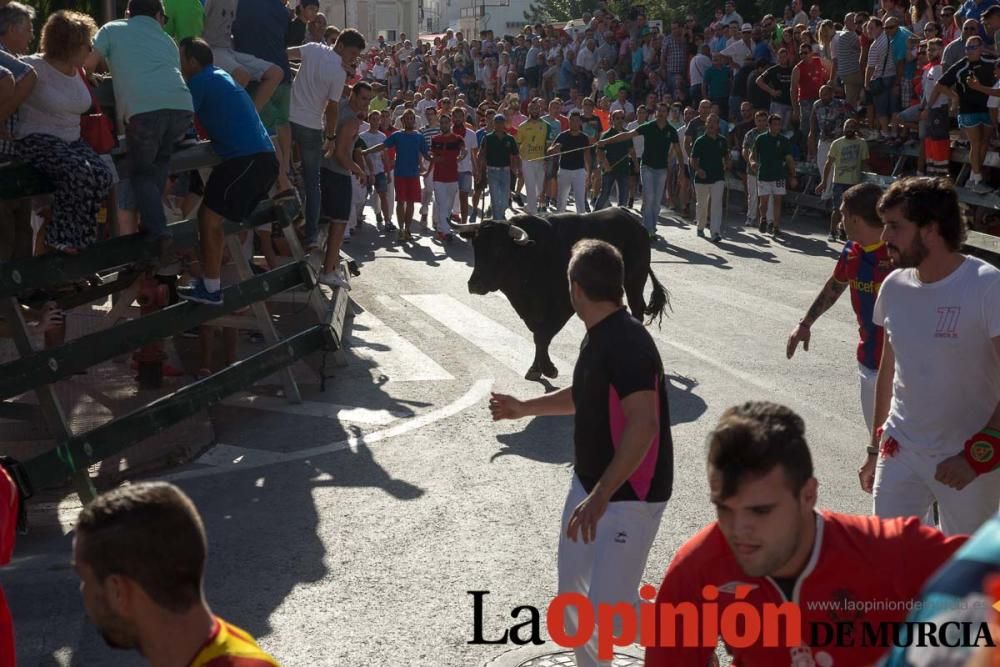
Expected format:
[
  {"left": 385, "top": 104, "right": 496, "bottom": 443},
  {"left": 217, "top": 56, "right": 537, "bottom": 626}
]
[
  {"left": 967, "top": 230, "right": 1000, "bottom": 265},
  {"left": 0, "top": 200, "right": 294, "bottom": 298},
  {"left": 0, "top": 262, "right": 315, "bottom": 401},
  {"left": 23, "top": 324, "right": 335, "bottom": 489}
]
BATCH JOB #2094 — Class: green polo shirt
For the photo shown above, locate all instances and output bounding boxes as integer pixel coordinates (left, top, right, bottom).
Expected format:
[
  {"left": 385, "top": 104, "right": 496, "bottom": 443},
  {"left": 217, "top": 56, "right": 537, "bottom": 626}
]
[
  {"left": 94, "top": 16, "right": 193, "bottom": 121},
  {"left": 636, "top": 120, "right": 679, "bottom": 170},
  {"left": 163, "top": 0, "right": 204, "bottom": 41},
  {"left": 482, "top": 132, "right": 519, "bottom": 168},
  {"left": 752, "top": 131, "right": 792, "bottom": 182},
  {"left": 599, "top": 128, "right": 633, "bottom": 175},
  {"left": 691, "top": 133, "right": 728, "bottom": 183}
]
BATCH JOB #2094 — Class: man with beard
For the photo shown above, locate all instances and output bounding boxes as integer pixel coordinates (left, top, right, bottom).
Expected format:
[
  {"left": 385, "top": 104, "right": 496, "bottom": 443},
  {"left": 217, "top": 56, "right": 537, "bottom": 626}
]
[
  {"left": 860, "top": 177, "right": 1000, "bottom": 536},
  {"left": 73, "top": 482, "right": 279, "bottom": 666},
  {"left": 594, "top": 109, "right": 634, "bottom": 210},
  {"left": 645, "top": 402, "right": 965, "bottom": 667},
  {"left": 363, "top": 108, "right": 430, "bottom": 241},
  {"left": 815, "top": 117, "right": 868, "bottom": 242},
  {"left": 755, "top": 47, "right": 794, "bottom": 130}
]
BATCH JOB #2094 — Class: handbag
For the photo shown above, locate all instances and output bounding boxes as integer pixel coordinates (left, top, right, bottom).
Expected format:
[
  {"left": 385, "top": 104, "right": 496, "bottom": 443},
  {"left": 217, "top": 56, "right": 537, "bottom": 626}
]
[
  {"left": 866, "top": 35, "right": 892, "bottom": 97},
  {"left": 78, "top": 69, "right": 115, "bottom": 154}
]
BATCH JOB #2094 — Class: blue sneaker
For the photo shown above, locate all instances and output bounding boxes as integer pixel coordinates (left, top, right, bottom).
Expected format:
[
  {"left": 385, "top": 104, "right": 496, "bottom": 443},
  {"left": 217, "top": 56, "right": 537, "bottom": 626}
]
[{"left": 177, "top": 279, "right": 223, "bottom": 306}]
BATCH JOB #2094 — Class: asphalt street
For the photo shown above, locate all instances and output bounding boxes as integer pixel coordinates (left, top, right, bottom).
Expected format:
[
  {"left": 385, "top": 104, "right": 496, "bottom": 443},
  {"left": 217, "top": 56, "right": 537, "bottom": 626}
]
[{"left": 6, "top": 201, "right": 876, "bottom": 666}]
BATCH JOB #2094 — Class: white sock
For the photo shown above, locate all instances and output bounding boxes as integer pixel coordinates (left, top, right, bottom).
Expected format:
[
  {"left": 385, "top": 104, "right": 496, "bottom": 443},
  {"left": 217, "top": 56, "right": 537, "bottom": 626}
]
[{"left": 203, "top": 277, "right": 221, "bottom": 292}]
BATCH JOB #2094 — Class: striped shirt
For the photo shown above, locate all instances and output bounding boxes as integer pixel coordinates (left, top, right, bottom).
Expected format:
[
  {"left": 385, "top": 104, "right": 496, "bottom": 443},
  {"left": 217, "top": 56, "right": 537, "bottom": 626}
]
[
  {"left": 188, "top": 618, "right": 279, "bottom": 667},
  {"left": 833, "top": 29, "right": 861, "bottom": 76},
  {"left": 867, "top": 33, "right": 893, "bottom": 80}
]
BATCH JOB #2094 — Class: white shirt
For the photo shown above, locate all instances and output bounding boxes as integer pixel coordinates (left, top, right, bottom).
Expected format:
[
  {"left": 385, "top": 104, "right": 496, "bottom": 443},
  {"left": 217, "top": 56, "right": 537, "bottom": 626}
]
[
  {"left": 721, "top": 39, "right": 753, "bottom": 68},
  {"left": 289, "top": 43, "right": 346, "bottom": 130},
  {"left": 873, "top": 257, "right": 1000, "bottom": 453},
  {"left": 416, "top": 97, "right": 437, "bottom": 116},
  {"left": 610, "top": 100, "right": 635, "bottom": 116},
  {"left": 576, "top": 47, "right": 596, "bottom": 72},
  {"left": 688, "top": 53, "right": 712, "bottom": 86},
  {"left": 626, "top": 119, "right": 644, "bottom": 157},
  {"left": 16, "top": 56, "right": 90, "bottom": 142},
  {"left": 372, "top": 63, "right": 387, "bottom": 80},
  {"left": 457, "top": 127, "right": 478, "bottom": 172},
  {"left": 360, "top": 130, "right": 386, "bottom": 173}
]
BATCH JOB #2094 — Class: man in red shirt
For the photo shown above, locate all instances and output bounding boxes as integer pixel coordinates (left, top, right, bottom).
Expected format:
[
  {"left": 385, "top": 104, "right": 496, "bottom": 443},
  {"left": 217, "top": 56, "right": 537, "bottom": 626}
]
[
  {"left": 430, "top": 112, "right": 465, "bottom": 243},
  {"left": 645, "top": 401, "right": 965, "bottom": 667},
  {"left": 790, "top": 43, "right": 829, "bottom": 137}
]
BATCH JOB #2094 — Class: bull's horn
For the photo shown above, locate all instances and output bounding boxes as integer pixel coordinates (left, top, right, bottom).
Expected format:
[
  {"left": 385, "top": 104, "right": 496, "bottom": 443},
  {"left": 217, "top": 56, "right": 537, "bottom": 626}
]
[
  {"left": 451, "top": 221, "right": 482, "bottom": 233},
  {"left": 508, "top": 224, "right": 531, "bottom": 245}
]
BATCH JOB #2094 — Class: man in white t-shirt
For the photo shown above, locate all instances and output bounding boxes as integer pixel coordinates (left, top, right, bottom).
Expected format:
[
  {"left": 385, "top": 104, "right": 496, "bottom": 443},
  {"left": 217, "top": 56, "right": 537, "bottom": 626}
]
[
  {"left": 360, "top": 110, "right": 390, "bottom": 227},
  {"left": 287, "top": 29, "right": 363, "bottom": 248},
  {"left": 861, "top": 177, "right": 1000, "bottom": 537},
  {"left": 451, "top": 107, "right": 478, "bottom": 224}
]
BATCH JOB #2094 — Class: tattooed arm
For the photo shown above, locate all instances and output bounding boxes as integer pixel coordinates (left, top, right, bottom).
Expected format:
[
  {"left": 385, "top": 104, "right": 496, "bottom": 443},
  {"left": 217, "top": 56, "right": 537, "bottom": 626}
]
[{"left": 786, "top": 276, "right": 848, "bottom": 359}]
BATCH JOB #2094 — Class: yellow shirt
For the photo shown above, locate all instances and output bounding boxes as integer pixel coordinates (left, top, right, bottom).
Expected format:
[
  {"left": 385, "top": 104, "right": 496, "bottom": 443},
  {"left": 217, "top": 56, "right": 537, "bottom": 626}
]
[
  {"left": 188, "top": 617, "right": 280, "bottom": 667},
  {"left": 515, "top": 118, "right": 549, "bottom": 162}
]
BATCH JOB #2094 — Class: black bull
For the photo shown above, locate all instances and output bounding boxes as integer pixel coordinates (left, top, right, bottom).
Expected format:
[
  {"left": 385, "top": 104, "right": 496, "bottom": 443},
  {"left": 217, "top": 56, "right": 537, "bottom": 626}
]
[{"left": 454, "top": 209, "right": 670, "bottom": 381}]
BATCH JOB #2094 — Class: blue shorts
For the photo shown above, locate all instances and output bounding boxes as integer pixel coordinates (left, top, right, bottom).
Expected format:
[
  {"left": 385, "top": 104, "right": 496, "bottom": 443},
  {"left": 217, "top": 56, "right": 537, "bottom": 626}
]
[
  {"left": 958, "top": 112, "right": 992, "bottom": 129},
  {"left": 372, "top": 172, "right": 388, "bottom": 193},
  {"left": 458, "top": 171, "right": 473, "bottom": 193},
  {"left": 832, "top": 182, "right": 850, "bottom": 210}
]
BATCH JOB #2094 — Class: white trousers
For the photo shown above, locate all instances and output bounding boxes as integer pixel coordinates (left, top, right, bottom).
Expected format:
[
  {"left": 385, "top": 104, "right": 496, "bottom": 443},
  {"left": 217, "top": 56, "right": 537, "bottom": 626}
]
[
  {"left": 858, "top": 362, "right": 877, "bottom": 434},
  {"left": 694, "top": 180, "right": 725, "bottom": 235},
  {"left": 558, "top": 475, "right": 666, "bottom": 667},
  {"left": 557, "top": 168, "right": 587, "bottom": 213},
  {"left": 522, "top": 160, "right": 545, "bottom": 214},
  {"left": 873, "top": 442, "right": 1000, "bottom": 536},
  {"left": 432, "top": 180, "right": 458, "bottom": 233},
  {"left": 421, "top": 170, "right": 433, "bottom": 212},
  {"left": 817, "top": 139, "right": 833, "bottom": 200},
  {"left": 746, "top": 173, "right": 759, "bottom": 221}
]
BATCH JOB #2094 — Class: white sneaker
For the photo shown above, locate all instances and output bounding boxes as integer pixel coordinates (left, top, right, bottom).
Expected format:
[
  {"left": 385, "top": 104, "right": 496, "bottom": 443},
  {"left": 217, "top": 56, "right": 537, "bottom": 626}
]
[{"left": 318, "top": 270, "right": 351, "bottom": 291}]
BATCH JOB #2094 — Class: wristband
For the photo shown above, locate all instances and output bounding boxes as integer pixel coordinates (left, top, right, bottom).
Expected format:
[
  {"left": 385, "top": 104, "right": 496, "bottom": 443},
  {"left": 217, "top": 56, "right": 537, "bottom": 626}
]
[
  {"left": 963, "top": 428, "right": 1000, "bottom": 475},
  {"left": 866, "top": 446, "right": 879, "bottom": 456}
]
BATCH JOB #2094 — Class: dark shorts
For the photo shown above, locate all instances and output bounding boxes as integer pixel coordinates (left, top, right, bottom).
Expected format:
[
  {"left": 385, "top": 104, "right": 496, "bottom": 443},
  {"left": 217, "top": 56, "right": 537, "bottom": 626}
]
[
  {"left": 545, "top": 155, "right": 559, "bottom": 179},
  {"left": 395, "top": 175, "right": 421, "bottom": 202},
  {"left": 320, "top": 168, "right": 353, "bottom": 221},
  {"left": 372, "top": 172, "right": 388, "bottom": 193},
  {"left": 203, "top": 152, "right": 277, "bottom": 222}
]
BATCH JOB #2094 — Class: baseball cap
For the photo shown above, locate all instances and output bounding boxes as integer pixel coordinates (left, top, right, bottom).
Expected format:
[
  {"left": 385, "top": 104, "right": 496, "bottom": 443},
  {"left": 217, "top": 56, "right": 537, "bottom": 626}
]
[
  {"left": 494, "top": 113, "right": 506, "bottom": 122},
  {"left": 742, "top": 23, "right": 753, "bottom": 32}
]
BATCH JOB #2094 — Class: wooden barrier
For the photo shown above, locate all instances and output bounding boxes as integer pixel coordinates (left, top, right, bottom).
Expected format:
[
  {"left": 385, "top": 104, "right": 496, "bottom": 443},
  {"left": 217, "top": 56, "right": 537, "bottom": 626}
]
[{"left": 1, "top": 142, "right": 355, "bottom": 502}]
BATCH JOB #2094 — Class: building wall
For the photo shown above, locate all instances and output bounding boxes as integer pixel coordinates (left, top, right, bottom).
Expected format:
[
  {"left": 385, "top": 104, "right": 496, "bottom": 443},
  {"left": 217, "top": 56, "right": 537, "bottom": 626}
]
[
  {"left": 456, "top": 0, "right": 529, "bottom": 38},
  {"left": 371, "top": 0, "right": 418, "bottom": 43}
]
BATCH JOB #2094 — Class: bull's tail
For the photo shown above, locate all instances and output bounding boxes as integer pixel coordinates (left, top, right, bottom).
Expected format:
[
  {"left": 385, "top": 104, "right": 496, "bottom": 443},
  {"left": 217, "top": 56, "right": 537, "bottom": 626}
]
[{"left": 644, "top": 269, "right": 671, "bottom": 328}]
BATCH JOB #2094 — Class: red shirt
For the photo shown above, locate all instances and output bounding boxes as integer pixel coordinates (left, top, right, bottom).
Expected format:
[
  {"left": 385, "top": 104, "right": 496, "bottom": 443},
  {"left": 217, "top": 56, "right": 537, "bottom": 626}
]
[
  {"left": 0, "top": 467, "right": 18, "bottom": 667},
  {"left": 796, "top": 56, "right": 829, "bottom": 101},
  {"left": 833, "top": 241, "right": 893, "bottom": 370},
  {"left": 645, "top": 511, "right": 964, "bottom": 667},
  {"left": 430, "top": 132, "right": 463, "bottom": 182}
]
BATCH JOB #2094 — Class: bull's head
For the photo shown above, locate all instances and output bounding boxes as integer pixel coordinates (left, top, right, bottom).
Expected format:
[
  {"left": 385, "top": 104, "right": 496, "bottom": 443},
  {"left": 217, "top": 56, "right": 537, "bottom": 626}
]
[{"left": 453, "top": 220, "right": 535, "bottom": 295}]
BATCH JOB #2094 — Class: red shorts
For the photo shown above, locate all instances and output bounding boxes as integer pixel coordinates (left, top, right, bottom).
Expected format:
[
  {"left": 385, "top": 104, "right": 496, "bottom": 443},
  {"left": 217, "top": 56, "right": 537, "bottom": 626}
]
[{"left": 394, "top": 175, "right": 421, "bottom": 202}]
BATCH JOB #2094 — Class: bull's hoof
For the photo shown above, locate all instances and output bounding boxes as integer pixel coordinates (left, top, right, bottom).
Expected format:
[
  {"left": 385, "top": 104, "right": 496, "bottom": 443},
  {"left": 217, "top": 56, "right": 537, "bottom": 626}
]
[
  {"left": 542, "top": 365, "right": 559, "bottom": 379},
  {"left": 525, "top": 367, "right": 542, "bottom": 381}
]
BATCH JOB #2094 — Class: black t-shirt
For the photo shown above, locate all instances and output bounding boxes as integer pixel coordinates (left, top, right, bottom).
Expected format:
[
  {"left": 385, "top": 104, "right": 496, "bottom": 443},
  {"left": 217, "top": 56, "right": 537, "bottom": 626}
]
[
  {"left": 939, "top": 56, "right": 999, "bottom": 114},
  {"left": 555, "top": 131, "right": 591, "bottom": 170},
  {"left": 571, "top": 309, "right": 673, "bottom": 503},
  {"left": 734, "top": 63, "right": 755, "bottom": 98},
  {"left": 747, "top": 70, "right": 772, "bottom": 110},
  {"left": 285, "top": 19, "right": 307, "bottom": 47},
  {"left": 762, "top": 64, "right": 793, "bottom": 106}
]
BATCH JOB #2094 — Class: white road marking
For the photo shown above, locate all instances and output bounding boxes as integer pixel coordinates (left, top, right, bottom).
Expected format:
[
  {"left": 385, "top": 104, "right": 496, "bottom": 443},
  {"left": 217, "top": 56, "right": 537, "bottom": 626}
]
[
  {"left": 402, "top": 294, "right": 572, "bottom": 377},
  {"left": 221, "top": 394, "right": 407, "bottom": 425},
  {"left": 348, "top": 309, "right": 454, "bottom": 382},
  {"left": 158, "top": 379, "right": 493, "bottom": 482}
]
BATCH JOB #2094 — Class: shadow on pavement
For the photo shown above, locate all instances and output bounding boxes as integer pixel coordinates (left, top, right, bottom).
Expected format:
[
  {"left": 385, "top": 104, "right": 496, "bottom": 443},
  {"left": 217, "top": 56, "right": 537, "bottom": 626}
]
[
  {"left": 779, "top": 232, "right": 841, "bottom": 259},
  {"left": 491, "top": 415, "right": 574, "bottom": 465},
  {"left": 652, "top": 240, "right": 731, "bottom": 270},
  {"left": 667, "top": 374, "right": 708, "bottom": 426}
]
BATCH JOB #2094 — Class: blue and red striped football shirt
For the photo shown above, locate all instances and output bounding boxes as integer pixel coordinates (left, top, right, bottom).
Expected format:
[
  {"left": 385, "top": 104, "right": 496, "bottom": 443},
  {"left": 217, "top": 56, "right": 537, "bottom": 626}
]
[{"left": 833, "top": 240, "right": 894, "bottom": 370}]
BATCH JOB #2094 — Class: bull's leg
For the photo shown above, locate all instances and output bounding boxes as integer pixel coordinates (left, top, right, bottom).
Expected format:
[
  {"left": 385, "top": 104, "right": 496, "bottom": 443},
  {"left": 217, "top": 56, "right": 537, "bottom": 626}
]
[
  {"left": 626, "top": 284, "right": 646, "bottom": 320},
  {"left": 527, "top": 331, "right": 558, "bottom": 381}
]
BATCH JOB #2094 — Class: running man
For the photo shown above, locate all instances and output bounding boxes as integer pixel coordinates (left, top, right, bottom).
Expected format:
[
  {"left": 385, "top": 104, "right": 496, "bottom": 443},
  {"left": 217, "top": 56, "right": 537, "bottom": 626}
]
[
  {"left": 645, "top": 401, "right": 965, "bottom": 666},
  {"left": 73, "top": 482, "right": 280, "bottom": 666},
  {"left": 741, "top": 109, "right": 769, "bottom": 228},
  {"left": 490, "top": 240, "right": 673, "bottom": 667},
  {"left": 451, "top": 107, "right": 479, "bottom": 224},
  {"left": 787, "top": 183, "right": 892, "bottom": 433},
  {"left": 175, "top": 38, "right": 277, "bottom": 306},
  {"left": 360, "top": 110, "right": 391, "bottom": 228},
  {"left": 815, "top": 118, "right": 869, "bottom": 242},
  {"left": 749, "top": 113, "right": 797, "bottom": 237},
  {"left": 862, "top": 177, "right": 1000, "bottom": 536},
  {"left": 690, "top": 112, "right": 730, "bottom": 243},
  {"left": 363, "top": 108, "right": 430, "bottom": 242}
]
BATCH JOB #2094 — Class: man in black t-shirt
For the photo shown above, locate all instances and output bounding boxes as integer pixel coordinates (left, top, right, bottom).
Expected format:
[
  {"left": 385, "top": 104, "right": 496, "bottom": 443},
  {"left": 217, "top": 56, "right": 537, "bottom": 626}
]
[
  {"left": 756, "top": 47, "right": 794, "bottom": 130},
  {"left": 549, "top": 111, "right": 592, "bottom": 213},
  {"left": 490, "top": 240, "right": 673, "bottom": 667}
]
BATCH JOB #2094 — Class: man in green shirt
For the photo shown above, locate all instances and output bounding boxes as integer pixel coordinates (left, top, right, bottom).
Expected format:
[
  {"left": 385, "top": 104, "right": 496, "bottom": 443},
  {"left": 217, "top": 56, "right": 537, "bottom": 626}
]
[
  {"left": 481, "top": 113, "right": 520, "bottom": 220},
  {"left": 604, "top": 70, "right": 628, "bottom": 100},
  {"left": 368, "top": 83, "right": 390, "bottom": 112},
  {"left": 598, "top": 102, "right": 683, "bottom": 239},
  {"left": 691, "top": 113, "right": 731, "bottom": 243},
  {"left": 750, "top": 113, "right": 798, "bottom": 237},
  {"left": 163, "top": 0, "right": 204, "bottom": 41},
  {"left": 594, "top": 110, "right": 635, "bottom": 209},
  {"left": 816, "top": 118, "right": 870, "bottom": 242}
]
